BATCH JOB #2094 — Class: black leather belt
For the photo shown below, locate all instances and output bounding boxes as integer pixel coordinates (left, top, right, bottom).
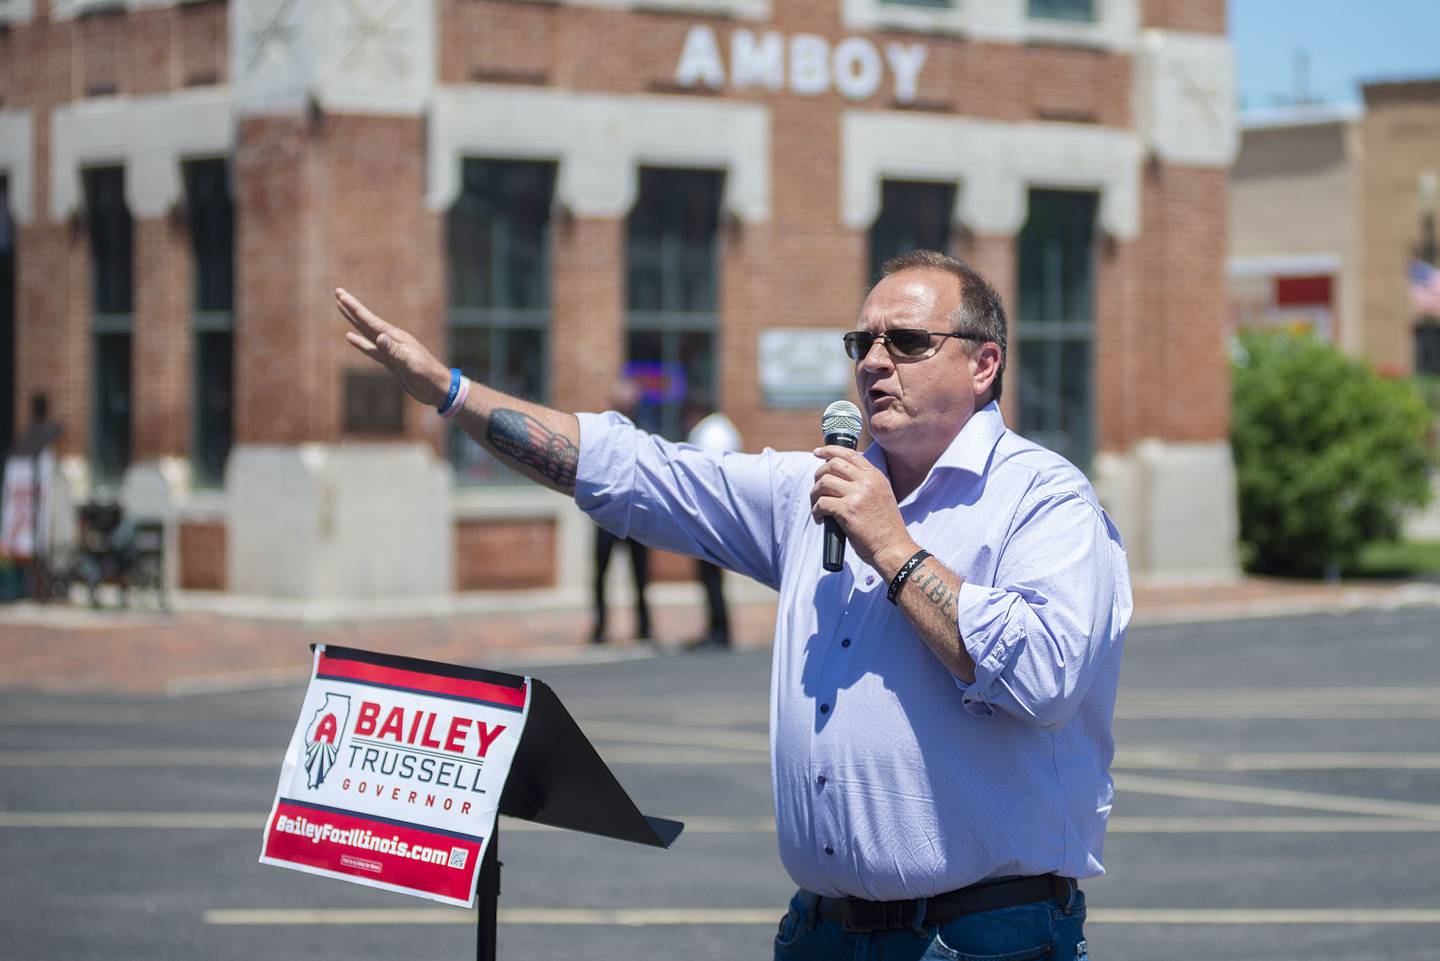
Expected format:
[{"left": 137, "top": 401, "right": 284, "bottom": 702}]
[{"left": 814, "top": 874, "right": 1076, "bottom": 933}]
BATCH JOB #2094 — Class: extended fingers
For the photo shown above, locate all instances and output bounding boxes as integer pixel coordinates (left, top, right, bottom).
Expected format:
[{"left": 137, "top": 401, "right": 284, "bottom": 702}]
[
  {"left": 344, "top": 330, "right": 381, "bottom": 359},
  {"left": 335, "top": 288, "right": 395, "bottom": 340}
]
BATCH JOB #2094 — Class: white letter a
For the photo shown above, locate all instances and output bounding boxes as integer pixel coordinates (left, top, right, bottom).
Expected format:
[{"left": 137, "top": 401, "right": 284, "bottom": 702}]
[{"left": 676, "top": 25, "right": 726, "bottom": 89}]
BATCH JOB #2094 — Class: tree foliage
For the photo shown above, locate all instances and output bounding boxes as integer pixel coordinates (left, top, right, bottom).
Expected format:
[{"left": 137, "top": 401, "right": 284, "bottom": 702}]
[{"left": 1230, "top": 329, "right": 1435, "bottom": 577}]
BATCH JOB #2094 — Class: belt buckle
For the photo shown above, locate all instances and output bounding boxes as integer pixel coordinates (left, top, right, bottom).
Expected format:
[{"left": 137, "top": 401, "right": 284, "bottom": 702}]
[
  {"left": 841, "top": 898, "right": 909, "bottom": 933},
  {"left": 840, "top": 899, "right": 878, "bottom": 933}
]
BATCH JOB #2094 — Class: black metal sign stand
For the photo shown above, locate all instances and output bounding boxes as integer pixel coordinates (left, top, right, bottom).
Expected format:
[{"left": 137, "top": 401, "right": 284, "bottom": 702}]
[
  {"left": 475, "top": 824, "right": 500, "bottom": 961},
  {"left": 473, "top": 673, "right": 684, "bottom": 961}
]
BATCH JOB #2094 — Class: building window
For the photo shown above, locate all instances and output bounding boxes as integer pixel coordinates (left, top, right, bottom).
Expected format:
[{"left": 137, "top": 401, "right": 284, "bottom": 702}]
[
  {"left": 85, "top": 166, "right": 132, "bottom": 484},
  {"left": 446, "top": 159, "right": 556, "bottom": 484},
  {"left": 184, "top": 158, "right": 234, "bottom": 487},
  {"left": 1029, "top": 0, "right": 1095, "bottom": 21},
  {"left": 1017, "top": 189, "right": 1097, "bottom": 471},
  {"left": 868, "top": 180, "right": 955, "bottom": 284},
  {"left": 626, "top": 167, "right": 723, "bottom": 441},
  {"left": 880, "top": 0, "right": 951, "bottom": 7}
]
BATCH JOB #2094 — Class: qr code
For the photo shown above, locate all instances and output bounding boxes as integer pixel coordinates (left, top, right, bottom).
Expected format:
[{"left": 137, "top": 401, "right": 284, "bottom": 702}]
[{"left": 448, "top": 847, "right": 469, "bottom": 869}]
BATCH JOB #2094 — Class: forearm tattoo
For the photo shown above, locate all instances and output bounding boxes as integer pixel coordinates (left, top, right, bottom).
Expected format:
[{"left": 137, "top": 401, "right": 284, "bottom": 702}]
[
  {"left": 911, "top": 569, "right": 957, "bottom": 621},
  {"left": 487, "top": 409, "right": 579, "bottom": 488}
]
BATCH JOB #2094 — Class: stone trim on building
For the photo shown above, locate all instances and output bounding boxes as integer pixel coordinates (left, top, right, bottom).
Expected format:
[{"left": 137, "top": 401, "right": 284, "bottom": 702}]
[
  {"left": 231, "top": 0, "right": 436, "bottom": 117},
  {"left": 428, "top": 86, "right": 771, "bottom": 223},
  {"left": 1136, "top": 30, "right": 1238, "bottom": 168},
  {"left": 49, "top": 88, "right": 232, "bottom": 221},
  {"left": 842, "top": 0, "right": 1139, "bottom": 50},
  {"left": 0, "top": 0, "right": 34, "bottom": 27},
  {"left": 50, "top": 0, "right": 177, "bottom": 19},
  {"left": 539, "top": 0, "right": 769, "bottom": 20},
  {"left": 0, "top": 109, "right": 34, "bottom": 225},
  {"left": 841, "top": 111, "right": 1142, "bottom": 239}
]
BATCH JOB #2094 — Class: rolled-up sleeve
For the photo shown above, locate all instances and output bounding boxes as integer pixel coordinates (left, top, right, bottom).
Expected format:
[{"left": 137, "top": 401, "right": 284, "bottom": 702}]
[
  {"left": 950, "top": 491, "right": 1129, "bottom": 730},
  {"left": 575, "top": 411, "right": 797, "bottom": 590}
]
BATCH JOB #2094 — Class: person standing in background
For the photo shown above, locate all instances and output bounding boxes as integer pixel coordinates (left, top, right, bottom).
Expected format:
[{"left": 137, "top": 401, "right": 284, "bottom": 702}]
[
  {"left": 684, "top": 401, "right": 742, "bottom": 651},
  {"left": 590, "top": 376, "right": 652, "bottom": 644}
]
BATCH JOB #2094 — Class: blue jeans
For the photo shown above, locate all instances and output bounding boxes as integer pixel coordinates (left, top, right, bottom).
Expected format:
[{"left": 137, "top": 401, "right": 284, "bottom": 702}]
[{"left": 772, "top": 887, "right": 1089, "bottom": 961}]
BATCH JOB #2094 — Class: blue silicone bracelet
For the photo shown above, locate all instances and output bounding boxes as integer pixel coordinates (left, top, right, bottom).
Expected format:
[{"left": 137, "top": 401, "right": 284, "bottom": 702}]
[{"left": 437, "top": 367, "right": 463, "bottom": 414}]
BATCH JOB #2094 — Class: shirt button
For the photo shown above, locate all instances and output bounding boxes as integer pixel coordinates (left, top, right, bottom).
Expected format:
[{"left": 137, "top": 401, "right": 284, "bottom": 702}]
[
  {"left": 824, "top": 846, "right": 835, "bottom": 856},
  {"left": 841, "top": 638, "right": 851, "bottom": 648},
  {"left": 820, "top": 704, "right": 830, "bottom": 714},
  {"left": 817, "top": 775, "right": 827, "bottom": 786}
]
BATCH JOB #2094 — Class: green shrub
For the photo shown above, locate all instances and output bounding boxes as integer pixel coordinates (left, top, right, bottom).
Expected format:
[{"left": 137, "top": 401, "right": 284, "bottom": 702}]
[{"left": 1231, "top": 329, "right": 1436, "bottom": 577}]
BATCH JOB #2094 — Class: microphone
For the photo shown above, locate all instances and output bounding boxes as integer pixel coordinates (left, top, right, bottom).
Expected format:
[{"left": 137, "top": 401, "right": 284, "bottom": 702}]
[{"left": 820, "top": 401, "right": 863, "bottom": 573}]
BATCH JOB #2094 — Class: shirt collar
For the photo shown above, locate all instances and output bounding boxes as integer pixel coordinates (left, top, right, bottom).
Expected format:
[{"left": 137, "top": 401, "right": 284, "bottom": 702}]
[{"left": 862, "top": 401, "right": 1008, "bottom": 486}]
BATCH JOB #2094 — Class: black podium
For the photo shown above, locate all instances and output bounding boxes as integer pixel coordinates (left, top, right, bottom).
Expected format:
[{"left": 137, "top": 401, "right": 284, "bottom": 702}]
[
  {"left": 483, "top": 672, "right": 683, "bottom": 960},
  {"left": 309, "top": 646, "right": 683, "bottom": 961}
]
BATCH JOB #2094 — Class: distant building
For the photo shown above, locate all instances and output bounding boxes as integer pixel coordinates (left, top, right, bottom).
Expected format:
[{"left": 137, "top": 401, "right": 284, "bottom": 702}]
[
  {"left": 1229, "top": 104, "right": 1363, "bottom": 350},
  {"left": 1229, "top": 79, "right": 1440, "bottom": 377},
  {"left": 0, "top": 0, "right": 1240, "bottom": 602},
  {"left": 1361, "top": 78, "right": 1440, "bottom": 377}
]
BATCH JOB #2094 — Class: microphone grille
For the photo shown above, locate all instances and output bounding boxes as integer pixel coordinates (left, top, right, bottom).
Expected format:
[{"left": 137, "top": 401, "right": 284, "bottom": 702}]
[{"left": 821, "top": 401, "right": 863, "bottom": 439}]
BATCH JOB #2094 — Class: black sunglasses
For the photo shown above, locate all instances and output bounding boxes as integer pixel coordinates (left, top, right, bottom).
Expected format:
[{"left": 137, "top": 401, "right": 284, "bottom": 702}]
[{"left": 842, "top": 328, "right": 977, "bottom": 361}]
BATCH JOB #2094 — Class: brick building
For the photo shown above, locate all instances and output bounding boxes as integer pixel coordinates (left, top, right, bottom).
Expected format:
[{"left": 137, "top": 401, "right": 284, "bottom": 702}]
[{"left": 0, "top": 0, "right": 1239, "bottom": 602}]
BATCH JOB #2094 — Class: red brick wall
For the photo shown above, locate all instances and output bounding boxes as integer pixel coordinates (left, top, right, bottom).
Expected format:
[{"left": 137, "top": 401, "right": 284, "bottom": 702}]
[
  {"left": 455, "top": 519, "right": 557, "bottom": 589},
  {"left": 440, "top": 4, "right": 1132, "bottom": 127},
  {"left": 234, "top": 113, "right": 442, "bottom": 448},
  {"left": 179, "top": 520, "right": 225, "bottom": 590},
  {"left": 319, "top": 114, "right": 444, "bottom": 449},
  {"left": 131, "top": 216, "right": 190, "bottom": 459},
  {"left": 3, "top": 1, "right": 228, "bottom": 457},
  {"left": 14, "top": 220, "right": 89, "bottom": 460},
  {"left": 959, "top": 232, "right": 1018, "bottom": 426},
  {"left": 233, "top": 116, "right": 316, "bottom": 446},
  {"left": 1095, "top": 236, "right": 1142, "bottom": 451},
  {"left": 1143, "top": 0, "right": 1227, "bottom": 33},
  {"left": 1134, "top": 163, "right": 1231, "bottom": 443},
  {"left": 3, "top": 1, "right": 1237, "bottom": 577},
  {"left": 550, "top": 217, "right": 625, "bottom": 414}
]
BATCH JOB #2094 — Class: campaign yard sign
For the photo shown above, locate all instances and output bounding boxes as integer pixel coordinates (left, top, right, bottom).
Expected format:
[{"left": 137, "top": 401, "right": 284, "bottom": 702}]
[{"left": 260, "top": 645, "right": 530, "bottom": 907}]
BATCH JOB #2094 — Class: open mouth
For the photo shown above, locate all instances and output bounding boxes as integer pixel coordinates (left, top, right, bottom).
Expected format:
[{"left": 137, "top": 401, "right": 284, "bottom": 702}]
[{"left": 867, "top": 388, "right": 896, "bottom": 407}]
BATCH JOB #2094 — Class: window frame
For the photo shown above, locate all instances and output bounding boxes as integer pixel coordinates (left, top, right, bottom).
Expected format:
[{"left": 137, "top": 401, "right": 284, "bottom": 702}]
[
  {"left": 83, "top": 164, "right": 133, "bottom": 484},
  {"left": 868, "top": 179, "right": 957, "bottom": 285},
  {"left": 625, "top": 166, "right": 725, "bottom": 441},
  {"left": 183, "top": 157, "right": 235, "bottom": 488},
  {"left": 1016, "top": 188, "right": 1098, "bottom": 473},
  {"left": 444, "top": 157, "right": 558, "bottom": 485}
]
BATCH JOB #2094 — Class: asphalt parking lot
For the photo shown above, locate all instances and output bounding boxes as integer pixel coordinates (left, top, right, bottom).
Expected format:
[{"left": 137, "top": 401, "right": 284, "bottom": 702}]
[{"left": 2, "top": 606, "right": 1438, "bottom": 961}]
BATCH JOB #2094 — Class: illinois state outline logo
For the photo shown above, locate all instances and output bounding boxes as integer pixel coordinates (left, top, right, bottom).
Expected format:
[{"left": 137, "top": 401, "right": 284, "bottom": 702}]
[{"left": 303, "top": 693, "right": 351, "bottom": 789}]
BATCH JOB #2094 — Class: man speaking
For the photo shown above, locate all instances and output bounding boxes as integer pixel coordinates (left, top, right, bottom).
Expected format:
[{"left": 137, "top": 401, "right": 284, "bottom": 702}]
[{"left": 340, "top": 249, "right": 1129, "bottom": 959}]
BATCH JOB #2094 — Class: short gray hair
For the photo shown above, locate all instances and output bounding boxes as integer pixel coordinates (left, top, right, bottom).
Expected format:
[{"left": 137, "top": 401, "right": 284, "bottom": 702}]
[{"left": 879, "top": 250, "right": 1008, "bottom": 404}]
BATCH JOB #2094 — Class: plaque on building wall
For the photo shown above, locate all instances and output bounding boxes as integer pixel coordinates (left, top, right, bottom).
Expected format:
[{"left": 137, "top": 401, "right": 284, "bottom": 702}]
[
  {"left": 758, "top": 329, "right": 853, "bottom": 409},
  {"left": 343, "top": 370, "right": 405, "bottom": 434}
]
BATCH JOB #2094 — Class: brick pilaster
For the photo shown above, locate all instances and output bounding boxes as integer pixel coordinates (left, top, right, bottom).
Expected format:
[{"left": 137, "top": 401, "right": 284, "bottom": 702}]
[{"left": 131, "top": 215, "right": 190, "bottom": 459}]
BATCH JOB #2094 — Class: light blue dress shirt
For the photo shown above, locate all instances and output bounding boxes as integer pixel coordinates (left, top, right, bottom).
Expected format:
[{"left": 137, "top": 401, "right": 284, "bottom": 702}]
[{"left": 576, "top": 402, "right": 1131, "bottom": 901}]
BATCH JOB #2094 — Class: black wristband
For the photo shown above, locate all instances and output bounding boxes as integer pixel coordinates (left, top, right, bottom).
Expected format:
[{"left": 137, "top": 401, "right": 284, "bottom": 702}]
[{"left": 887, "top": 549, "right": 932, "bottom": 605}]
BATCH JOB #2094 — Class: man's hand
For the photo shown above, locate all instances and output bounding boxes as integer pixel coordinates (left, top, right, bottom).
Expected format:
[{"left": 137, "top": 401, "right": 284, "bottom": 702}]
[
  {"left": 338, "top": 288, "right": 450, "bottom": 408},
  {"left": 810, "top": 446, "right": 917, "bottom": 578}
]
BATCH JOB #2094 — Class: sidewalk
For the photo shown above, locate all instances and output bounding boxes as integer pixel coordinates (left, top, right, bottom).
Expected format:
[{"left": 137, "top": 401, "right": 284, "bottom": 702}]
[{"left": 0, "top": 575, "right": 1437, "bottom": 696}]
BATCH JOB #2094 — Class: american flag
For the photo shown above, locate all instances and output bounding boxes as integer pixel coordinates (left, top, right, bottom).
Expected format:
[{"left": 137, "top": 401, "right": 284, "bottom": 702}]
[{"left": 1410, "top": 260, "right": 1440, "bottom": 316}]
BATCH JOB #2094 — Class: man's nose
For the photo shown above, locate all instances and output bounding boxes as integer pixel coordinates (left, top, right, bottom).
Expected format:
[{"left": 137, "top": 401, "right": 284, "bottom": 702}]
[{"left": 860, "top": 337, "right": 893, "bottom": 371}]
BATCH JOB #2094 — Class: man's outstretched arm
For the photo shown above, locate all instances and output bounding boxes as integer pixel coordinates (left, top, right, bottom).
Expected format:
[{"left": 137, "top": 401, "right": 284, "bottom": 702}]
[{"left": 338, "top": 288, "right": 581, "bottom": 494}]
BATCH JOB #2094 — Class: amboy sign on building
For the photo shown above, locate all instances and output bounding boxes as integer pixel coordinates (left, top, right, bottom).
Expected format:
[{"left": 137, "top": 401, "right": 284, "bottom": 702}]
[
  {"left": 674, "top": 24, "right": 929, "bottom": 102},
  {"left": 260, "top": 647, "right": 530, "bottom": 906}
]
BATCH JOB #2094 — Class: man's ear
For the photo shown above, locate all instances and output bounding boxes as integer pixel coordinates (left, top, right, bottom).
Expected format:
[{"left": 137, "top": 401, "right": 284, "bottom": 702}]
[{"left": 971, "top": 342, "right": 1001, "bottom": 397}]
